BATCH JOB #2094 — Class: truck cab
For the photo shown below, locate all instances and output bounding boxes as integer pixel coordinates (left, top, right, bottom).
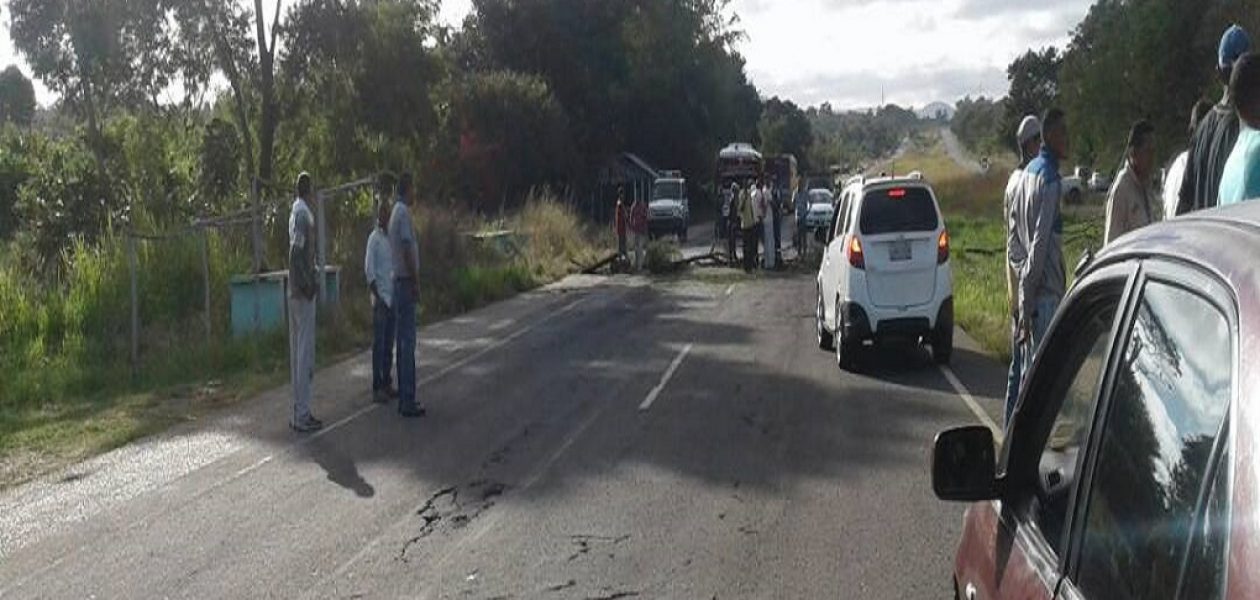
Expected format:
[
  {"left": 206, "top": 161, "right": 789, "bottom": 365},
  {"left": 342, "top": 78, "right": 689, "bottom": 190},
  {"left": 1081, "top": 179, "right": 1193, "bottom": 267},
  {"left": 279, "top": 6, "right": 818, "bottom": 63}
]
[{"left": 649, "top": 172, "right": 689, "bottom": 242}]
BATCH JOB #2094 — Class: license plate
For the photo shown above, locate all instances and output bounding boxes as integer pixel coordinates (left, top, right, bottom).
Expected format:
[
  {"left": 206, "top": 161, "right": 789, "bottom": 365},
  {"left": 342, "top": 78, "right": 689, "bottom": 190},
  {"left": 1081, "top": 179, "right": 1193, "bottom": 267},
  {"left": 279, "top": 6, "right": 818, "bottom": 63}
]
[{"left": 889, "top": 240, "right": 912, "bottom": 261}]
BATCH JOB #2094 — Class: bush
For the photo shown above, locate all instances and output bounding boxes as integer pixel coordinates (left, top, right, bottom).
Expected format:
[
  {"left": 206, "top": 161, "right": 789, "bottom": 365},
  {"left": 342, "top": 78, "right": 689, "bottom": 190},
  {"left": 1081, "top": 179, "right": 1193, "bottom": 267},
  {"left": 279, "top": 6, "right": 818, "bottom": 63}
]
[{"left": 644, "top": 240, "right": 681, "bottom": 274}]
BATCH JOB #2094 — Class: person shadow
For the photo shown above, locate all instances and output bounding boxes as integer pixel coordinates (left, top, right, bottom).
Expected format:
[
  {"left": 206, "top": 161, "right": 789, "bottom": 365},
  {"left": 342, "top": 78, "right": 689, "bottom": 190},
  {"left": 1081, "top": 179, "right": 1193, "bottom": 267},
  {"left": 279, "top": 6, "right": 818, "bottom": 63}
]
[{"left": 306, "top": 435, "right": 375, "bottom": 498}]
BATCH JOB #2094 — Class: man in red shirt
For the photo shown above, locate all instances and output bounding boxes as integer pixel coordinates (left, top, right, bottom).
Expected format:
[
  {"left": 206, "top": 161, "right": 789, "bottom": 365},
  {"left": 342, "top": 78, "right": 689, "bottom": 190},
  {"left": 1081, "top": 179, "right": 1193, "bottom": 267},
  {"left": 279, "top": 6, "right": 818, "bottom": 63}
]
[{"left": 629, "top": 190, "right": 649, "bottom": 271}]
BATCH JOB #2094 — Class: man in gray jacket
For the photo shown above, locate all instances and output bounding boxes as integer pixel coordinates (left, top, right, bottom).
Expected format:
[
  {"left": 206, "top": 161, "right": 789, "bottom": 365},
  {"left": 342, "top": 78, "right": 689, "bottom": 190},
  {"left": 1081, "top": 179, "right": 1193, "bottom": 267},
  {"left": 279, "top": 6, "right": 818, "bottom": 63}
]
[
  {"left": 1104, "top": 120, "right": 1157, "bottom": 245},
  {"left": 1003, "top": 115, "right": 1041, "bottom": 426},
  {"left": 1009, "top": 108, "right": 1069, "bottom": 381}
]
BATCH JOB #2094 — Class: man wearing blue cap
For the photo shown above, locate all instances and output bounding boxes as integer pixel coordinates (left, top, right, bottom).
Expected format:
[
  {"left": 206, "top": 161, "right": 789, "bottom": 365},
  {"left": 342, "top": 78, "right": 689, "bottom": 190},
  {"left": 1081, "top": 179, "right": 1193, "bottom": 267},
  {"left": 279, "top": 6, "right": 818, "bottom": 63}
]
[{"left": 1177, "top": 24, "right": 1252, "bottom": 215}]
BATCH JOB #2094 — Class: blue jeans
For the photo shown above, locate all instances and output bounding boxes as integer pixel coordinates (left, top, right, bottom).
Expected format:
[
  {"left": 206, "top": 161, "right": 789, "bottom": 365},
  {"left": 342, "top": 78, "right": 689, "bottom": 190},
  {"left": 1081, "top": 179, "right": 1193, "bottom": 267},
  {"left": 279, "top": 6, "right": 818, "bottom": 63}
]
[
  {"left": 393, "top": 280, "right": 418, "bottom": 410},
  {"left": 1020, "top": 295, "right": 1061, "bottom": 384},
  {"left": 372, "top": 300, "right": 395, "bottom": 393},
  {"left": 1004, "top": 320, "right": 1023, "bottom": 427}
]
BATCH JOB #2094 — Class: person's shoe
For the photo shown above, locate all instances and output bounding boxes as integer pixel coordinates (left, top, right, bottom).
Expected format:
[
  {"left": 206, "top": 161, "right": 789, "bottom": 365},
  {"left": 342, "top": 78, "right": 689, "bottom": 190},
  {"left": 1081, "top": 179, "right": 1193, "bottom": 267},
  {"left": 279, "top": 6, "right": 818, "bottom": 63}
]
[
  {"left": 372, "top": 390, "right": 390, "bottom": 404},
  {"left": 386, "top": 386, "right": 399, "bottom": 399},
  {"left": 290, "top": 415, "right": 324, "bottom": 433},
  {"left": 399, "top": 405, "right": 427, "bottom": 418}
]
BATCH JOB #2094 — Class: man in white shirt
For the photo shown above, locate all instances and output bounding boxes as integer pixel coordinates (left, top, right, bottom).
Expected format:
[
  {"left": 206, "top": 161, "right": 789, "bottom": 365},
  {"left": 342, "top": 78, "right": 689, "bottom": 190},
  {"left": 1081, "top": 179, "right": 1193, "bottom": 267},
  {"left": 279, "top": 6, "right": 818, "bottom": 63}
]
[
  {"left": 1163, "top": 100, "right": 1212, "bottom": 219},
  {"left": 288, "top": 172, "right": 322, "bottom": 432},
  {"left": 365, "top": 174, "right": 396, "bottom": 404},
  {"left": 390, "top": 172, "right": 425, "bottom": 418}
]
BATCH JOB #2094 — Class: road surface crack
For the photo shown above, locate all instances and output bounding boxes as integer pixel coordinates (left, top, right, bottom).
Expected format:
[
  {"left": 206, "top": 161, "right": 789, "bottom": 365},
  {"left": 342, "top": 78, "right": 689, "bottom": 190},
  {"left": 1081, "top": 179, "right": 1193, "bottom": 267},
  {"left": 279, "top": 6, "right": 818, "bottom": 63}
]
[
  {"left": 567, "top": 534, "right": 630, "bottom": 562},
  {"left": 397, "top": 481, "right": 510, "bottom": 562}
]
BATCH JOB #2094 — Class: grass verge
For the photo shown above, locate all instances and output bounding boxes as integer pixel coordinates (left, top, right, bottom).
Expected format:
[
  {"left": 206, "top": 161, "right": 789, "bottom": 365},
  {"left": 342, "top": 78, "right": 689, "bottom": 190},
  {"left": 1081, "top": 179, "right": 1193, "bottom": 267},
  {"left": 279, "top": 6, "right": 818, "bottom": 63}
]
[{"left": 0, "top": 196, "right": 597, "bottom": 488}]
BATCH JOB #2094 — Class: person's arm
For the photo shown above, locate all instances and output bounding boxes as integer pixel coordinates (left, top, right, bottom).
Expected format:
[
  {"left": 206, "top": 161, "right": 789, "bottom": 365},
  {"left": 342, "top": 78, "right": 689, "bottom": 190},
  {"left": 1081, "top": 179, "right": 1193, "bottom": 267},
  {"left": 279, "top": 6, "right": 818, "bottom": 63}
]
[
  {"left": 365, "top": 238, "right": 383, "bottom": 305},
  {"left": 1176, "top": 131, "right": 1202, "bottom": 215},
  {"left": 1020, "top": 181, "right": 1058, "bottom": 324}
]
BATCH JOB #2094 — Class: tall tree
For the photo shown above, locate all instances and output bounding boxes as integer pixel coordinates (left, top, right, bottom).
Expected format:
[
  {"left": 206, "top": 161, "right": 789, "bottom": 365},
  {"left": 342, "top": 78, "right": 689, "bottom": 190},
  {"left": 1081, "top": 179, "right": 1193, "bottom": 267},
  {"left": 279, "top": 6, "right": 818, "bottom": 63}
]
[
  {"left": 1004, "top": 47, "right": 1062, "bottom": 157},
  {"left": 758, "top": 96, "right": 813, "bottom": 170},
  {"left": 0, "top": 66, "right": 37, "bottom": 128}
]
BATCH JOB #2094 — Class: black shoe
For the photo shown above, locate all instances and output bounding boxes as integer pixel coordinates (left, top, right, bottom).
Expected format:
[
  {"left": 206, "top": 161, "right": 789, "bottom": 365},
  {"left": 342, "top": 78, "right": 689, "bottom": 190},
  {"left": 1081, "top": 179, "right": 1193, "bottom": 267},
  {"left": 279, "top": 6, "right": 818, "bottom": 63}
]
[
  {"left": 386, "top": 386, "right": 399, "bottom": 399},
  {"left": 372, "top": 390, "right": 390, "bottom": 404},
  {"left": 290, "top": 415, "right": 324, "bottom": 433},
  {"left": 399, "top": 406, "right": 426, "bottom": 418}
]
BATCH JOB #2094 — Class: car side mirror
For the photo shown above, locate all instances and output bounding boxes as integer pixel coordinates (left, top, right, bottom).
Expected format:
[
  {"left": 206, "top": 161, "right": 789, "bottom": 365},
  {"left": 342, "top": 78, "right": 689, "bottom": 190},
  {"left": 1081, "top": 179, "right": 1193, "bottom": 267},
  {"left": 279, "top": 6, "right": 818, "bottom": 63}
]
[{"left": 932, "top": 426, "right": 1000, "bottom": 501}]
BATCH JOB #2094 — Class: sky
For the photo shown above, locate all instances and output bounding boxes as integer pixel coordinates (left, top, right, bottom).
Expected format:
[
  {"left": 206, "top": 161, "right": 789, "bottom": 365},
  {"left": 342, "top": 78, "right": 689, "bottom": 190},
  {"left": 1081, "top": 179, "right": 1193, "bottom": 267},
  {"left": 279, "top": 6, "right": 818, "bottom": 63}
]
[{"left": 2, "top": 0, "right": 1094, "bottom": 111}]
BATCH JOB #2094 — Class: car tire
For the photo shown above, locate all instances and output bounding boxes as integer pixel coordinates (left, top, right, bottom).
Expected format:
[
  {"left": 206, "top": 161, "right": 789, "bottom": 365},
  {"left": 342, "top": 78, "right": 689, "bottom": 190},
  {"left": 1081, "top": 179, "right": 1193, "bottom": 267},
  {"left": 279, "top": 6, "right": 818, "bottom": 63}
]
[
  {"left": 835, "top": 296, "right": 859, "bottom": 371},
  {"left": 932, "top": 307, "right": 954, "bottom": 366},
  {"left": 816, "top": 292, "right": 835, "bottom": 351}
]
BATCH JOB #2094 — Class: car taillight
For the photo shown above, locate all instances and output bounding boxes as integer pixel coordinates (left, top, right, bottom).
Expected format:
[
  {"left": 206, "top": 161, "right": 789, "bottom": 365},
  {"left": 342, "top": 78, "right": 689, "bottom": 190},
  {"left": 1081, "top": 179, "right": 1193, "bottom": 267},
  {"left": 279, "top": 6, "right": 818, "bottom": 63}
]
[
  {"left": 937, "top": 229, "right": 950, "bottom": 264},
  {"left": 888, "top": 188, "right": 906, "bottom": 198},
  {"left": 848, "top": 235, "right": 865, "bottom": 270}
]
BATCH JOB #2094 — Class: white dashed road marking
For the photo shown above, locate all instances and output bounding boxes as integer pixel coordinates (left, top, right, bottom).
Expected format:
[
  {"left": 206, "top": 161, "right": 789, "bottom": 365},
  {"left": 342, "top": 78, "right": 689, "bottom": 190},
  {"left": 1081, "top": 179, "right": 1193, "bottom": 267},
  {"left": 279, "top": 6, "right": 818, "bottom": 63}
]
[{"left": 639, "top": 344, "right": 694, "bottom": 411}]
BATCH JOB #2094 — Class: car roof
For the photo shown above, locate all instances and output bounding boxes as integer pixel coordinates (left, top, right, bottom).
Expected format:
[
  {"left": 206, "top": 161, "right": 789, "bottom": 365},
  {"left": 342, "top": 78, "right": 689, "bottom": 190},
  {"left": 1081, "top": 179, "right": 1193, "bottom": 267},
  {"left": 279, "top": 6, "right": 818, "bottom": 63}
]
[{"left": 1092, "top": 201, "right": 1260, "bottom": 327}]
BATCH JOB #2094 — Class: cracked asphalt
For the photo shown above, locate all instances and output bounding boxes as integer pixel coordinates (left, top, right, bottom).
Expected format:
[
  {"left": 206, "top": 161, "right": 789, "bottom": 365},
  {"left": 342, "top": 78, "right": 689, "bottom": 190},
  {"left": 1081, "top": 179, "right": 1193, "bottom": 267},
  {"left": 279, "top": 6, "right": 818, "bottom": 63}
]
[{"left": 0, "top": 244, "right": 1010, "bottom": 599}]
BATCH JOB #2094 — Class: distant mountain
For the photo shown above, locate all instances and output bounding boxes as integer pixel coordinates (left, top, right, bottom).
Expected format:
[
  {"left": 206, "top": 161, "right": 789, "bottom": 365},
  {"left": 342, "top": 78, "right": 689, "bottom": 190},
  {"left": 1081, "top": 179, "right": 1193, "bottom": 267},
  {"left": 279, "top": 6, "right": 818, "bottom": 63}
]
[{"left": 916, "top": 102, "right": 955, "bottom": 121}]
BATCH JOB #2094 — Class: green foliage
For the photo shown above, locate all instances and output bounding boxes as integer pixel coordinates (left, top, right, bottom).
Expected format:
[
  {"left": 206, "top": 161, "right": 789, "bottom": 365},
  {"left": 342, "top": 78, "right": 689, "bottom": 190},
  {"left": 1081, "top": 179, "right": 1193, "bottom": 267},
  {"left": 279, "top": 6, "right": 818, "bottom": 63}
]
[
  {"left": 0, "top": 66, "right": 36, "bottom": 128},
  {"left": 13, "top": 134, "right": 119, "bottom": 267},
  {"left": 198, "top": 118, "right": 241, "bottom": 208},
  {"left": 952, "top": 97, "right": 1007, "bottom": 157},
  {"left": 806, "top": 104, "right": 923, "bottom": 173},
  {"left": 758, "top": 97, "right": 814, "bottom": 171},
  {"left": 1004, "top": 47, "right": 1062, "bottom": 151},
  {"left": 438, "top": 71, "right": 575, "bottom": 212}
]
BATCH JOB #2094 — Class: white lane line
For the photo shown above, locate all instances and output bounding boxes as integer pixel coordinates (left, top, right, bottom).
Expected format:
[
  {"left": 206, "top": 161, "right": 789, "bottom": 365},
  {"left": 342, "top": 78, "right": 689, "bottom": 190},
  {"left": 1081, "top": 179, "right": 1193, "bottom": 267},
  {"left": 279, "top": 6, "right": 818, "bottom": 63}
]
[
  {"left": 938, "top": 364, "right": 1003, "bottom": 442},
  {"left": 725, "top": 284, "right": 735, "bottom": 296},
  {"left": 639, "top": 344, "right": 694, "bottom": 411}
]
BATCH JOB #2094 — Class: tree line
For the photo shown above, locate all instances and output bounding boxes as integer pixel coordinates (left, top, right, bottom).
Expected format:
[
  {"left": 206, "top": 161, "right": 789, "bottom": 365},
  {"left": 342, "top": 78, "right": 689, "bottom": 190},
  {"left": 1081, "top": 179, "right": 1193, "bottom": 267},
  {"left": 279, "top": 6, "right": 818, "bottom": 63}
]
[
  {"left": 0, "top": 0, "right": 771, "bottom": 272},
  {"left": 954, "top": 0, "right": 1260, "bottom": 174}
]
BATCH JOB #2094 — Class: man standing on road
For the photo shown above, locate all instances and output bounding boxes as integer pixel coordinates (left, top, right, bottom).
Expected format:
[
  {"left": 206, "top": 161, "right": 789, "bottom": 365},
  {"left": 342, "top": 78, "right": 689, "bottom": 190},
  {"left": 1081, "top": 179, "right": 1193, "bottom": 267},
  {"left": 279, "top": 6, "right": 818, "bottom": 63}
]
[
  {"left": 1220, "top": 52, "right": 1260, "bottom": 206},
  {"left": 1012, "top": 108, "right": 1069, "bottom": 384},
  {"left": 760, "top": 176, "right": 776, "bottom": 269},
  {"left": 1104, "top": 120, "right": 1158, "bottom": 245},
  {"left": 629, "top": 189, "right": 649, "bottom": 271},
  {"left": 771, "top": 176, "right": 783, "bottom": 264},
  {"left": 1003, "top": 115, "right": 1040, "bottom": 426},
  {"left": 391, "top": 172, "right": 425, "bottom": 418},
  {"left": 365, "top": 174, "right": 397, "bottom": 404},
  {"left": 1178, "top": 24, "right": 1252, "bottom": 215},
  {"left": 288, "top": 172, "right": 323, "bottom": 432},
  {"left": 1163, "top": 100, "right": 1212, "bottom": 220},
  {"left": 739, "top": 179, "right": 758, "bottom": 272}
]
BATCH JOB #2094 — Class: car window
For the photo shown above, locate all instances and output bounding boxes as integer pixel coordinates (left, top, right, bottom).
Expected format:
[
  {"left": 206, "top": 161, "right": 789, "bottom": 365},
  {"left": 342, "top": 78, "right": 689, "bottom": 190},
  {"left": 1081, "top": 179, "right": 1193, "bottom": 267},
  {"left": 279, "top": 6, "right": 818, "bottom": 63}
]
[
  {"left": 1073, "top": 281, "right": 1232, "bottom": 600},
  {"left": 1029, "top": 301, "right": 1117, "bottom": 556},
  {"left": 833, "top": 194, "right": 849, "bottom": 240},
  {"left": 652, "top": 181, "right": 683, "bottom": 199},
  {"left": 859, "top": 187, "right": 939, "bottom": 234},
  {"left": 1178, "top": 445, "right": 1230, "bottom": 600}
]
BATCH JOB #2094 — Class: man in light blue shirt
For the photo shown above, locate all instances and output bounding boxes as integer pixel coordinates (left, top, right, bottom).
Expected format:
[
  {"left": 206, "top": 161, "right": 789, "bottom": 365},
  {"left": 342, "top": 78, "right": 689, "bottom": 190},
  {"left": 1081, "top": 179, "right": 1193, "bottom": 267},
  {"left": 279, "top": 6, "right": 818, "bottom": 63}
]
[
  {"left": 1220, "top": 52, "right": 1260, "bottom": 206},
  {"left": 365, "top": 173, "right": 396, "bottom": 403}
]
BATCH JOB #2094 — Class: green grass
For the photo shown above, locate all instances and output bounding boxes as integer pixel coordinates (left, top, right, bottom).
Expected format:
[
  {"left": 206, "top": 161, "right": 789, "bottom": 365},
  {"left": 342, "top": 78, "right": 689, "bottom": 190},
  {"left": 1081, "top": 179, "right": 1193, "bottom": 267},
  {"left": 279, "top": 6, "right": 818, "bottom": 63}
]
[
  {"left": 886, "top": 132, "right": 1104, "bottom": 361},
  {"left": 0, "top": 196, "right": 596, "bottom": 487}
]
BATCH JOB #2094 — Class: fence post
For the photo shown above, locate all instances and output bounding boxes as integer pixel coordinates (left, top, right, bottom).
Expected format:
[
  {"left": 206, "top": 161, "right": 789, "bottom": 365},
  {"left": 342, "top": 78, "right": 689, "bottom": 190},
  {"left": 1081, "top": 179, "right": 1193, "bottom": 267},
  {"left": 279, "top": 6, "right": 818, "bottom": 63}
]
[
  {"left": 201, "top": 226, "right": 212, "bottom": 345},
  {"left": 128, "top": 232, "right": 139, "bottom": 374}
]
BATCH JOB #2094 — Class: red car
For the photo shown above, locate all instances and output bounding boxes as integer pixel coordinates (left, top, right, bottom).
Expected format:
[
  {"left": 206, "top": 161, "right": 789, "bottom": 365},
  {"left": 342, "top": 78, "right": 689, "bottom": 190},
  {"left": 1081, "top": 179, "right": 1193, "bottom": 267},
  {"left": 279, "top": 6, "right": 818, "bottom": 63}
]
[{"left": 932, "top": 201, "right": 1260, "bottom": 600}]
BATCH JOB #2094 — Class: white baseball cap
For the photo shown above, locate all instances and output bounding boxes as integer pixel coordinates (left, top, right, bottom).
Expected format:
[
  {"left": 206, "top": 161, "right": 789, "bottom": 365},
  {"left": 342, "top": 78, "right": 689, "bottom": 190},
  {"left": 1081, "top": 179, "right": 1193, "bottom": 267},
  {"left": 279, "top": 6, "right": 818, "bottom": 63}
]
[{"left": 1017, "top": 115, "right": 1042, "bottom": 146}]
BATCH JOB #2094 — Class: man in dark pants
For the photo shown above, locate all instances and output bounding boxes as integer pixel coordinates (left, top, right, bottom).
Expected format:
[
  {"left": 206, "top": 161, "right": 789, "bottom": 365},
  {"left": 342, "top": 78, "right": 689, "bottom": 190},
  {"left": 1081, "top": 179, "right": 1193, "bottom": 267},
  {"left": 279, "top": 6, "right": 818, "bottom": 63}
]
[
  {"left": 390, "top": 172, "right": 425, "bottom": 418},
  {"left": 726, "top": 182, "right": 741, "bottom": 266},
  {"left": 739, "top": 180, "right": 758, "bottom": 272}
]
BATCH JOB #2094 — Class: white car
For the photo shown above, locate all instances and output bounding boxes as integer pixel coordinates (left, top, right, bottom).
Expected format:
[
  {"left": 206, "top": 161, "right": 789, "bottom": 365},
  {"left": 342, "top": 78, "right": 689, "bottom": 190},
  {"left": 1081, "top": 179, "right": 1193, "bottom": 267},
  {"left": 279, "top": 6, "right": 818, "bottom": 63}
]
[
  {"left": 648, "top": 176, "right": 689, "bottom": 242},
  {"left": 1088, "top": 170, "right": 1111, "bottom": 192},
  {"left": 815, "top": 176, "right": 953, "bottom": 369},
  {"left": 802, "top": 189, "right": 835, "bottom": 230}
]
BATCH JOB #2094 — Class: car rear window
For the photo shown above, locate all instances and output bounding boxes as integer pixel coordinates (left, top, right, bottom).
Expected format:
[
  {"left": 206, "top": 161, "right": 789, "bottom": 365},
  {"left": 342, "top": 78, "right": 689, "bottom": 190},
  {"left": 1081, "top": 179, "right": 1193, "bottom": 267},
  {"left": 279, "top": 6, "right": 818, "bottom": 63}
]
[
  {"left": 859, "top": 187, "right": 938, "bottom": 234},
  {"left": 653, "top": 181, "right": 683, "bottom": 199}
]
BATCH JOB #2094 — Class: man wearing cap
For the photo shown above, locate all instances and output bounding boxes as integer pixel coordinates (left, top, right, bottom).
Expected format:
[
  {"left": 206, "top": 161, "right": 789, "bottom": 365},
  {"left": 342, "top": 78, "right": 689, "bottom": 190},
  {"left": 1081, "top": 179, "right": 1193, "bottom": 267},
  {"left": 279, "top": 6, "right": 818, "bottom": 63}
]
[
  {"left": 1178, "top": 24, "right": 1252, "bottom": 214},
  {"left": 391, "top": 172, "right": 425, "bottom": 418},
  {"left": 1104, "top": 120, "right": 1158, "bottom": 245},
  {"left": 288, "top": 172, "right": 323, "bottom": 432},
  {"left": 1011, "top": 108, "right": 1069, "bottom": 393},
  {"left": 1003, "top": 115, "right": 1041, "bottom": 426},
  {"left": 1219, "top": 52, "right": 1260, "bottom": 205}
]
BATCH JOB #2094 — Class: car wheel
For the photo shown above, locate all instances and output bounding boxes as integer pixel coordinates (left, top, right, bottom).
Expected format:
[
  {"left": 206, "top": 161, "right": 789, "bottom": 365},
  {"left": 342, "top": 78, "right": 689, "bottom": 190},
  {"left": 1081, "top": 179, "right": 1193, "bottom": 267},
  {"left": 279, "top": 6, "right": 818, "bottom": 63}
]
[
  {"left": 835, "top": 296, "right": 859, "bottom": 371},
  {"left": 932, "top": 306, "right": 954, "bottom": 366},
  {"left": 816, "top": 292, "right": 835, "bottom": 351}
]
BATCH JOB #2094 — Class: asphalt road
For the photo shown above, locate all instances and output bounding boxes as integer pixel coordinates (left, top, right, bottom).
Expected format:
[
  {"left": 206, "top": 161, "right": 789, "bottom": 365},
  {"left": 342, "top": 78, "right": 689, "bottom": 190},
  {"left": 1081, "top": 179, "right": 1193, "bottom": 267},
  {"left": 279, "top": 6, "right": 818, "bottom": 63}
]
[{"left": 0, "top": 264, "right": 1009, "bottom": 599}]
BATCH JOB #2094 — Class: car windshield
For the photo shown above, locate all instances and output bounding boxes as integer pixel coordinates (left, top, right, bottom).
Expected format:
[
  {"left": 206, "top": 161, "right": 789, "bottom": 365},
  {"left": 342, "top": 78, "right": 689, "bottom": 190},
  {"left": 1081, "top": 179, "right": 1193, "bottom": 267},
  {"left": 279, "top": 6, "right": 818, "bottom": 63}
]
[
  {"left": 808, "top": 190, "right": 833, "bottom": 206},
  {"left": 860, "top": 187, "right": 939, "bottom": 234},
  {"left": 652, "top": 181, "right": 683, "bottom": 200}
]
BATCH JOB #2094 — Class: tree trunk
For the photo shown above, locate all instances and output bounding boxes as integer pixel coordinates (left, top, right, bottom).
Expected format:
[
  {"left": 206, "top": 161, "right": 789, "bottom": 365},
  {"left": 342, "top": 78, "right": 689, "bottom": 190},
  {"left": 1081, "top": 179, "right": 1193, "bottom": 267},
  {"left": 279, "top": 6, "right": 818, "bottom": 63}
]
[{"left": 254, "top": 0, "right": 282, "bottom": 189}]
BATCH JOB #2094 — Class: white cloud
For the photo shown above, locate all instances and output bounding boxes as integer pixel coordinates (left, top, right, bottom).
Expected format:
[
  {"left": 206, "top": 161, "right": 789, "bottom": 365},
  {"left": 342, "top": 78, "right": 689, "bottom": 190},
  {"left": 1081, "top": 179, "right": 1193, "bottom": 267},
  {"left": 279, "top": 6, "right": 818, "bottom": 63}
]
[{"left": 729, "top": 0, "right": 1091, "bottom": 109}]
